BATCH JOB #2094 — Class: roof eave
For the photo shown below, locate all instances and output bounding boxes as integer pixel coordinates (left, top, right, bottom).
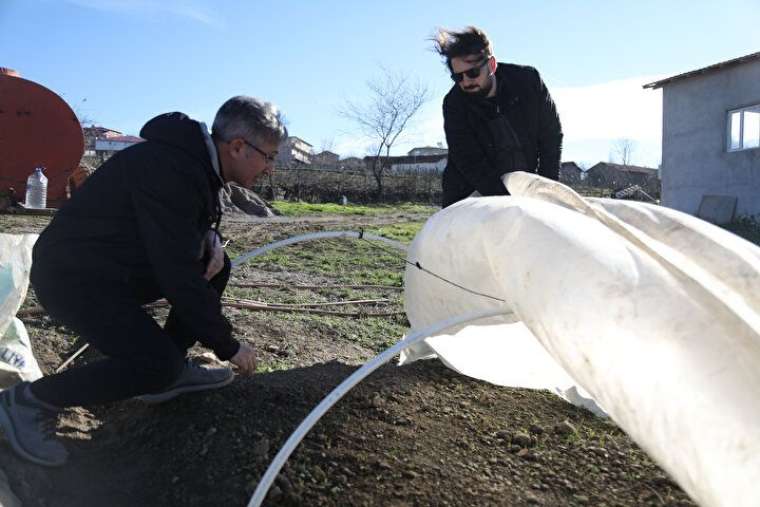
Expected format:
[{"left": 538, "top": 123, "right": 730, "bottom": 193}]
[{"left": 643, "top": 50, "right": 760, "bottom": 90}]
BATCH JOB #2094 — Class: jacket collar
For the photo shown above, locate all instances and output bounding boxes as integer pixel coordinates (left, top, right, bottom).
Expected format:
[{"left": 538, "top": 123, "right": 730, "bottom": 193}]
[{"left": 199, "top": 122, "right": 224, "bottom": 186}]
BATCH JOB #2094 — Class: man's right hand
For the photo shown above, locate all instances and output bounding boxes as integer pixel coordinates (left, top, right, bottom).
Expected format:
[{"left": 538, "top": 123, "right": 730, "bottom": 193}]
[{"left": 229, "top": 343, "right": 257, "bottom": 375}]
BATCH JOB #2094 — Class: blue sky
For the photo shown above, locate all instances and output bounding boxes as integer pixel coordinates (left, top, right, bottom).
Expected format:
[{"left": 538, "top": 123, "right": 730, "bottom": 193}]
[{"left": 2, "top": 0, "right": 758, "bottom": 167}]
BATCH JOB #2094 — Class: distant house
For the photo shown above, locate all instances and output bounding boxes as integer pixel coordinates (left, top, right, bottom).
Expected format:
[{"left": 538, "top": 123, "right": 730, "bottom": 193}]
[
  {"left": 95, "top": 135, "right": 143, "bottom": 152},
  {"left": 559, "top": 162, "right": 583, "bottom": 185},
  {"left": 94, "top": 135, "right": 143, "bottom": 160},
  {"left": 407, "top": 146, "right": 448, "bottom": 157},
  {"left": 276, "top": 136, "right": 313, "bottom": 166},
  {"left": 312, "top": 150, "right": 340, "bottom": 167},
  {"left": 644, "top": 51, "right": 760, "bottom": 218},
  {"left": 82, "top": 125, "right": 122, "bottom": 156},
  {"left": 363, "top": 154, "right": 447, "bottom": 173},
  {"left": 585, "top": 162, "right": 660, "bottom": 195}
]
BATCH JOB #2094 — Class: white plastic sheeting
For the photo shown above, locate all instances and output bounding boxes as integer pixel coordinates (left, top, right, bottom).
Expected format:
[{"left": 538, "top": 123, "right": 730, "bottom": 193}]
[
  {"left": 401, "top": 172, "right": 760, "bottom": 507},
  {"left": 0, "top": 234, "right": 43, "bottom": 388}
]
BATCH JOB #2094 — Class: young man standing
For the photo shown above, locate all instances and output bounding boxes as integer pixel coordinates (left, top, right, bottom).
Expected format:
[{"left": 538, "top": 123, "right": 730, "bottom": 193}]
[
  {"left": 0, "top": 96, "right": 287, "bottom": 466},
  {"left": 433, "top": 26, "right": 563, "bottom": 207}
]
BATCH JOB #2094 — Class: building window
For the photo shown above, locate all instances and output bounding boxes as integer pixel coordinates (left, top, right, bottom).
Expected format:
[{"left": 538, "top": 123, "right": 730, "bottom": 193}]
[{"left": 728, "top": 104, "right": 760, "bottom": 151}]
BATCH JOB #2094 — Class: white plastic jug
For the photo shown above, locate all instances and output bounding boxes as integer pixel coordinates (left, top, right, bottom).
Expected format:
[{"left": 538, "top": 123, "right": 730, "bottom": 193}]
[{"left": 24, "top": 167, "right": 47, "bottom": 209}]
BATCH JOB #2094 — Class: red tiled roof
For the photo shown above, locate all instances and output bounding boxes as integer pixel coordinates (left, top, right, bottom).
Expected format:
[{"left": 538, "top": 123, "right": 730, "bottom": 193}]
[{"left": 83, "top": 126, "right": 122, "bottom": 136}]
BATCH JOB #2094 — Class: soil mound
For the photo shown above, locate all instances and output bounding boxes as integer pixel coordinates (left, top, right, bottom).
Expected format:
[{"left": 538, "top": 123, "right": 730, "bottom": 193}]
[{"left": 221, "top": 183, "right": 277, "bottom": 217}]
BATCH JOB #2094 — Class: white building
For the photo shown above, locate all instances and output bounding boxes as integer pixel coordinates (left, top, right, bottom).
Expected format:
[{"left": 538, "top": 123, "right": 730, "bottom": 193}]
[
  {"left": 276, "top": 136, "right": 313, "bottom": 166},
  {"left": 364, "top": 154, "right": 447, "bottom": 173},
  {"left": 82, "top": 125, "right": 122, "bottom": 156},
  {"left": 407, "top": 146, "right": 448, "bottom": 157},
  {"left": 94, "top": 135, "right": 143, "bottom": 160},
  {"left": 94, "top": 135, "right": 143, "bottom": 152},
  {"left": 645, "top": 51, "right": 760, "bottom": 219}
]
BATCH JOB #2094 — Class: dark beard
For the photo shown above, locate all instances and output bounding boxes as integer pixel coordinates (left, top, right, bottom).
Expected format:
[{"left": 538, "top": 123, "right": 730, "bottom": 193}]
[{"left": 463, "top": 76, "right": 494, "bottom": 98}]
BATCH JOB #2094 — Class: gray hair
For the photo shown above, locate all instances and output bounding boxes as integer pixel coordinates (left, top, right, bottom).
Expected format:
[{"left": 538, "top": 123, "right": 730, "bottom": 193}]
[{"left": 212, "top": 95, "right": 288, "bottom": 145}]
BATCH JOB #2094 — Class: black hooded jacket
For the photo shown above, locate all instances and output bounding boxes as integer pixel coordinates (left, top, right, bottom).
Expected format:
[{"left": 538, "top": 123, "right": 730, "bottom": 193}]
[
  {"left": 442, "top": 63, "right": 563, "bottom": 207},
  {"left": 31, "top": 113, "right": 239, "bottom": 360}
]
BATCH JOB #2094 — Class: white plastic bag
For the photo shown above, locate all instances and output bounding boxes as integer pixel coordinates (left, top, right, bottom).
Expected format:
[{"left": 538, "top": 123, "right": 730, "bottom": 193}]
[
  {"left": 0, "top": 317, "right": 42, "bottom": 387},
  {"left": 0, "top": 233, "right": 43, "bottom": 388}
]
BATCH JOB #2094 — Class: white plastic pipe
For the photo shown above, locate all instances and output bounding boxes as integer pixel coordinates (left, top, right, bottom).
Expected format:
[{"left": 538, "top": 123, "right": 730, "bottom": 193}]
[
  {"left": 247, "top": 308, "right": 507, "bottom": 507},
  {"left": 231, "top": 231, "right": 407, "bottom": 268}
]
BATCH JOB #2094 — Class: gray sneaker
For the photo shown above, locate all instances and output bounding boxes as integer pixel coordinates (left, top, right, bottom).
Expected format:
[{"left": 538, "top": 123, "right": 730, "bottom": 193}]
[
  {"left": 0, "top": 382, "right": 68, "bottom": 467},
  {"left": 136, "top": 359, "right": 234, "bottom": 404}
]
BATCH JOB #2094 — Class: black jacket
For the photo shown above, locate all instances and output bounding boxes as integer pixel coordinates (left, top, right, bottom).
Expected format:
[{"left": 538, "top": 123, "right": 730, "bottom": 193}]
[
  {"left": 442, "top": 63, "right": 563, "bottom": 207},
  {"left": 31, "top": 113, "right": 239, "bottom": 360}
]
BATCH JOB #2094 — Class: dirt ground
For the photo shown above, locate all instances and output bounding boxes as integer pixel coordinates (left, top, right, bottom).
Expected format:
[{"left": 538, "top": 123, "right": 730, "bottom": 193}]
[{"left": 0, "top": 211, "right": 696, "bottom": 507}]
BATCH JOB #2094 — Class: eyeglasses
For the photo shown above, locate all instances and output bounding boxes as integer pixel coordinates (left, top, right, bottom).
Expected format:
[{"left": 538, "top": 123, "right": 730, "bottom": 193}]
[
  {"left": 242, "top": 139, "right": 277, "bottom": 163},
  {"left": 450, "top": 59, "right": 489, "bottom": 83}
]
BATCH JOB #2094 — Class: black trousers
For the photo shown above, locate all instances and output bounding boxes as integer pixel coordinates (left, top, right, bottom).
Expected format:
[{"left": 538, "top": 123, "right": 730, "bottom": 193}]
[{"left": 29, "top": 255, "right": 231, "bottom": 408}]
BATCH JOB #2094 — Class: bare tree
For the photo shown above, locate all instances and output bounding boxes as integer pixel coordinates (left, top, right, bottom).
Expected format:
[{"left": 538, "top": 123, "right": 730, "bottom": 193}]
[
  {"left": 340, "top": 68, "right": 429, "bottom": 196},
  {"left": 610, "top": 138, "right": 637, "bottom": 166},
  {"left": 65, "top": 96, "right": 96, "bottom": 127}
]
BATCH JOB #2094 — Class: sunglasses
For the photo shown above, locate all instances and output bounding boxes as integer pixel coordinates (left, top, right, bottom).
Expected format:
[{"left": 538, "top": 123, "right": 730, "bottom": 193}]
[
  {"left": 450, "top": 59, "right": 489, "bottom": 83},
  {"left": 242, "top": 139, "right": 277, "bottom": 163}
]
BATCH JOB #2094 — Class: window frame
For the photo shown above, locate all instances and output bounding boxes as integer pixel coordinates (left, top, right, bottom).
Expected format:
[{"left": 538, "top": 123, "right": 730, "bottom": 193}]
[{"left": 727, "top": 103, "right": 760, "bottom": 152}]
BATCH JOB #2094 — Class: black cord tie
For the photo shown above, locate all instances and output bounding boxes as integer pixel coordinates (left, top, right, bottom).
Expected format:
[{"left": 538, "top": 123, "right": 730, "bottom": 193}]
[{"left": 358, "top": 237, "right": 505, "bottom": 303}]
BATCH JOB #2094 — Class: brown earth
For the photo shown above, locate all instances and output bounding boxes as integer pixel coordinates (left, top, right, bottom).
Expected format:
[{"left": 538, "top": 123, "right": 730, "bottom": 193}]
[{"left": 0, "top": 212, "right": 696, "bottom": 507}]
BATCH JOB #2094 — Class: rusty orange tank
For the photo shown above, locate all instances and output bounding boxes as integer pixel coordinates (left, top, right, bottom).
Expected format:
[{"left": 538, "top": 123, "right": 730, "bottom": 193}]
[{"left": 0, "top": 68, "right": 85, "bottom": 208}]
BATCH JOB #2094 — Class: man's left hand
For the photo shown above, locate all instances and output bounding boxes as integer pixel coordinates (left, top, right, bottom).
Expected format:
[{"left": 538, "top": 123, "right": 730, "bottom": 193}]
[{"left": 203, "top": 230, "right": 224, "bottom": 280}]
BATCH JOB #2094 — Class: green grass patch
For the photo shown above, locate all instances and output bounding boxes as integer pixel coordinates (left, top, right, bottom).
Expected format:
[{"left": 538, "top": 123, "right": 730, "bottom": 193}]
[
  {"left": 245, "top": 238, "right": 406, "bottom": 286},
  {"left": 270, "top": 312, "right": 407, "bottom": 353},
  {"left": 255, "top": 358, "right": 291, "bottom": 373},
  {"left": 366, "top": 221, "right": 425, "bottom": 243},
  {"left": 271, "top": 201, "right": 435, "bottom": 217}
]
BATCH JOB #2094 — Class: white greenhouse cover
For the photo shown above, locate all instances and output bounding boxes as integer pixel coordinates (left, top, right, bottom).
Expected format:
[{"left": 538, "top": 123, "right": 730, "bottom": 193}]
[
  {"left": 0, "top": 234, "right": 43, "bottom": 388},
  {"left": 401, "top": 172, "right": 760, "bottom": 507}
]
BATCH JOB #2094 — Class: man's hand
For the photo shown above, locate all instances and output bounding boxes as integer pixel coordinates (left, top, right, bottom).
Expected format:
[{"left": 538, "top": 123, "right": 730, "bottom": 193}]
[
  {"left": 229, "top": 342, "right": 257, "bottom": 375},
  {"left": 203, "top": 230, "right": 224, "bottom": 281}
]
